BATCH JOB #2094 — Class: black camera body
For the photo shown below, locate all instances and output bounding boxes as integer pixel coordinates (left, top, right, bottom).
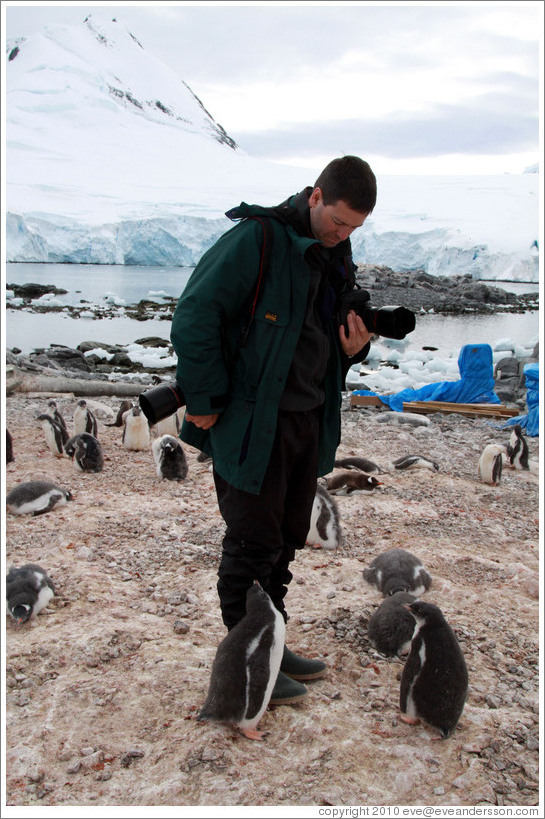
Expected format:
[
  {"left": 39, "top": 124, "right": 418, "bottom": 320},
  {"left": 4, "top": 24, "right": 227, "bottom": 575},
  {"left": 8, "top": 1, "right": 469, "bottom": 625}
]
[
  {"left": 139, "top": 383, "right": 186, "bottom": 426},
  {"left": 336, "top": 288, "right": 416, "bottom": 340}
]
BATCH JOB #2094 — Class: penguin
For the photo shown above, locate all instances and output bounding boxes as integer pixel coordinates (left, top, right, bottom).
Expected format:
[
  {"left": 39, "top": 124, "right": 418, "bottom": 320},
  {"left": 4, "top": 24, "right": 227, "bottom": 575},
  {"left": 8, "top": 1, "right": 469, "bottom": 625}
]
[
  {"left": 507, "top": 424, "right": 529, "bottom": 470},
  {"left": 363, "top": 548, "right": 432, "bottom": 597},
  {"left": 73, "top": 399, "right": 98, "bottom": 437},
  {"left": 326, "top": 471, "right": 382, "bottom": 496},
  {"left": 151, "top": 434, "right": 188, "bottom": 481},
  {"left": 6, "top": 480, "right": 73, "bottom": 516},
  {"left": 65, "top": 433, "right": 104, "bottom": 472},
  {"left": 6, "top": 429, "right": 14, "bottom": 463},
  {"left": 399, "top": 600, "right": 469, "bottom": 739},
  {"left": 36, "top": 413, "right": 69, "bottom": 457},
  {"left": 47, "top": 399, "right": 68, "bottom": 435},
  {"left": 307, "top": 484, "right": 343, "bottom": 549},
  {"left": 392, "top": 455, "right": 439, "bottom": 472},
  {"left": 198, "top": 582, "right": 285, "bottom": 740},
  {"left": 105, "top": 400, "right": 134, "bottom": 427},
  {"left": 153, "top": 412, "right": 181, "bottom": 438},
  {"left": 6, "top": 563, "right": 56, "bottom": 623},
  {"left": 122, "top": 406, "right": 151, "bottom": 451},
  {"left": 197, "top": 450, "right": 212, "bottom": 464},
  {"left": 478, "top": 443, "right": 506, "bottom": 485},
  {"left": 334, "top": 456, "right": 380, "bottom": 474},
  {"left": 367, "top": 591, "right": 417, "bottom": 656}
]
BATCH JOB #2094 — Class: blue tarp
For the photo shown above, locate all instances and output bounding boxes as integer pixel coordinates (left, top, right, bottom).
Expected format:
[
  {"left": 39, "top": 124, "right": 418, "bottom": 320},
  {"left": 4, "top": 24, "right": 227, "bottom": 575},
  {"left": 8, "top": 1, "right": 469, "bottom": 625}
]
[
  {"left": 501, "top": 363, "right": 540, "bottom": 437},
  {"left": 353, "top": 343, "right": 502, "bottom": 413}
]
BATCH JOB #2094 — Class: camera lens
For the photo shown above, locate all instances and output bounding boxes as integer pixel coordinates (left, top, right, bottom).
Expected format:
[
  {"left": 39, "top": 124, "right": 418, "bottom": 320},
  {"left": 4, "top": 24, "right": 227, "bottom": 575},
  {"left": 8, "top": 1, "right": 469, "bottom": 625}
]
[{"left": 139, "top": 384, "right": 185, "bottom": 425}]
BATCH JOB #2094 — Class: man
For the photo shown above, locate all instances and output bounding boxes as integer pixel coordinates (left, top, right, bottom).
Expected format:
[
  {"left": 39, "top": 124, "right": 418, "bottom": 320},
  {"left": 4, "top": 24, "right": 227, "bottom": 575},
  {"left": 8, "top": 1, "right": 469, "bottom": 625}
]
[{"left": 171, "top": 155, "right": 377, "bottom": 704}]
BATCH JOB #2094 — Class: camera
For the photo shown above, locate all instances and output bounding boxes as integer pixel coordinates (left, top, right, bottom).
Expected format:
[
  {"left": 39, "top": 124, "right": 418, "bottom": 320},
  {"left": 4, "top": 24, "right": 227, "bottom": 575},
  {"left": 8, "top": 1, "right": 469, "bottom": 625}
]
[
  {"left": 336, "top": 288, "right": 416, "bottom": 340},
  {"left": 139, "top": 383, "right": 186, "bottom": 426}
]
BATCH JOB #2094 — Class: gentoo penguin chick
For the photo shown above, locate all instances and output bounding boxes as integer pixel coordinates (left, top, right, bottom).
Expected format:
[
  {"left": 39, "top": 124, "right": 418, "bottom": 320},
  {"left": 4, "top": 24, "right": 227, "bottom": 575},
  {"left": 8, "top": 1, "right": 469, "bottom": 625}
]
[
  {"left": 36, "top": 414, "right": 69, "bottom": 457},
  {"left": 122, "top": 406, "right": 151, "bottom": 451},
  {"left": 307, "top": 484, "right": 342, "bottom": 549},
  {"left": 65, "top": 433, "right": 104, "bottom": 472},
  {"left": 151, "top": 435, "right": 188, "bottom": 481},
  {"left": 6, "top": 480, "right": 73, "bottom": 516},
  {"left": 198, "top": 582, "right": 285, "bottom": 740},
  {"left": 367, "top": 591, "right": 417, "bottom": 656},
  {"left": 6, "top": 563, "right": 56, "bottom": 623},
  {"left": 105, "top": 400, "right": 133, "bottom": 427},
  {"left": 47, "top": 399, "right": 68, "bottom": 435},
  {"left": 478, "top": 443, "right": 506, "bottom": 486},
  {"left": 400, "top": 600, "right": 468, "bottom": 738},
  {"left": 334, "top": 456, "right": 380, "bottom": 474},
  {"left": 6, "top": 429, "right": 14, "bottom": 463},
  {"left": 363, "top": 548, "right": 432, "bottom": 597},
  {"left": 392, "top": 455, "right": 439, "bottom": 472},
  {"left": 326, "top": 471, "right": 382, "bottom": 496},
  {"left": 507, "top": 424, "right": 529, "bottom": 470},
  {"left": 73, "top": 399, "right": 98, "bottom": 437}
]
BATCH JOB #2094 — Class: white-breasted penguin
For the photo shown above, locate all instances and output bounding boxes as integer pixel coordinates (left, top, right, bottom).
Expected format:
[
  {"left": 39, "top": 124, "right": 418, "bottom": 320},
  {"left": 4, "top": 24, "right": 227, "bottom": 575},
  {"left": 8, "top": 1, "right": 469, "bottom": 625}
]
[
  {"left": 151, "top": 434, "right": 188, "bottom": 481},
  {"left": 65, "top": 433, "right": 104, "bottom": 472},
  {"left": 367, "top": 591, "right": 417, "bottom": 656},
  {"left": 478, "top": 443, "right": 506, "bottom": 485},
  {"left": 334, "top": 456, "right": 380, "bottom": 474},
  {"left": 507, "top": 424, "right": 529, "bottom": 470},
  {"left": 105, "top": 400, "right": 134, "bottom": 427},
  {"left": 198, "top": 582, "right": 285, "bottom": 740},
  {"left": 6, "top": 480, "right": 73, "bottom": 515},
  {"left": 307, "top": 484, "right": 343, "bottom": 549},
  {"left": 47, "top": 399, "right": 68, "bottom": 435},
  {"left": 73, "top": 399, "right": 98, "bottom": 437},
  {"left": 152, "top": 412, "right": 181, "bottom": 438},
  {"left": 122, "top": 406, "right": 151, "bottom": 450},
  {"left": 326, "top": 471, "right": 382, "bottom": 496},
  {"left": 6, "top": 563, "right": 56, "bottom": 623},
  {"left": 363, "top": 548, "right": 432, "bottom": 597},
  {"left": 399, "top": 600, "right": 468, "bottom": 738},
  {"left": 392, "top": 455, "right": 439, "bottom": 472},
  {"left": 36, "top": 414, "right": 69, "bottom": 457}
]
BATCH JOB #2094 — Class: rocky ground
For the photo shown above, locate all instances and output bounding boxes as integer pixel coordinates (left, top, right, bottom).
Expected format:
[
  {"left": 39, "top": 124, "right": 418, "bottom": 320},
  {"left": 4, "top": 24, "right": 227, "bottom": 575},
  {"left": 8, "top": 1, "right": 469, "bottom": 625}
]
[{"left": 3, "top": 388, "right": 540, "bottom": 810}]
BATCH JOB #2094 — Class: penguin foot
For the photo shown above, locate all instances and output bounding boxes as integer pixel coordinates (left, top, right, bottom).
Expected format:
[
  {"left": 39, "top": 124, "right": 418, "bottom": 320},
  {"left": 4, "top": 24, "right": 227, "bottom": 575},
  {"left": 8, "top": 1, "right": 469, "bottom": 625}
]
[
  {"left": 239, "top": 726, "right": 267, "bottom": 741},
  {"left": 399, "top": 714, "right": 420, "bottom": 726}
]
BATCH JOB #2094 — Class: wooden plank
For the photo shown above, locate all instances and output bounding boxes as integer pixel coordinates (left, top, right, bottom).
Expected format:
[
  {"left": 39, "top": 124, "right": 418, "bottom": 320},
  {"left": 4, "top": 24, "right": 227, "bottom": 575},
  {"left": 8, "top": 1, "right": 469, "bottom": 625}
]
[
  {"left": 403, "top": 401, "right": 519, "bottom": 418},
  {"left": 349, "top": 395, "right": 384, "bottom": 407},
  {"left": 349, "top": 394, "right": 519, "bottom": 418}
]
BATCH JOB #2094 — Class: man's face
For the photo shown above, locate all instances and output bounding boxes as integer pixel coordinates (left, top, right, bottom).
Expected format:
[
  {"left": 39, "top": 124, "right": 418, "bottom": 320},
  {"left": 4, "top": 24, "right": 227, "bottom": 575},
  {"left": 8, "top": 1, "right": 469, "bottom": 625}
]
[{"left": 308, "top": 187, "right": 369, "bottom": 247}]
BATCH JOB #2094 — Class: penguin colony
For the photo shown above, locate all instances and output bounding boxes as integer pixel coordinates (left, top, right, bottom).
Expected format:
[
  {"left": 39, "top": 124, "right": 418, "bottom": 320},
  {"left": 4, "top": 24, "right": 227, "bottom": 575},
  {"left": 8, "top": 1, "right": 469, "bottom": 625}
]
[{"left": 5, "top": 397, "right": 533, "bottom": 742}]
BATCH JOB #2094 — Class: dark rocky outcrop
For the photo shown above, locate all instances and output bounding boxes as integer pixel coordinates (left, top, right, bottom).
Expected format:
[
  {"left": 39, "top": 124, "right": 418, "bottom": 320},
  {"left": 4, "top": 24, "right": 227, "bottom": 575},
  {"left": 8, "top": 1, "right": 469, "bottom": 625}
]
[{"left": 355, "top": 266, "right": 538, "bottom": 315}]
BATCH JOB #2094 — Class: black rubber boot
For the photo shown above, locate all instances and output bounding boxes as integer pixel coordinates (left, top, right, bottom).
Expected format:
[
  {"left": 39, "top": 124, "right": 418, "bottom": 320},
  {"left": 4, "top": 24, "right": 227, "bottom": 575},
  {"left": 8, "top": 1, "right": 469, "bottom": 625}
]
[
  {"left": 280, "top": 646, "right": 327, "bottom": 681},
  {"left": 269, "top": 671, "right": 308, "bottom": 705}
]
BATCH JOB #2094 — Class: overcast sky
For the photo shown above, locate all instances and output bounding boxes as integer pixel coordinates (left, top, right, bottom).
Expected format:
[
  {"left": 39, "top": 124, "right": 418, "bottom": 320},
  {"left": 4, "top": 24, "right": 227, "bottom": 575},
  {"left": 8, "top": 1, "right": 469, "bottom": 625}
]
[{"left": 3, "top": 1, "right": 543, "bottom": 174}]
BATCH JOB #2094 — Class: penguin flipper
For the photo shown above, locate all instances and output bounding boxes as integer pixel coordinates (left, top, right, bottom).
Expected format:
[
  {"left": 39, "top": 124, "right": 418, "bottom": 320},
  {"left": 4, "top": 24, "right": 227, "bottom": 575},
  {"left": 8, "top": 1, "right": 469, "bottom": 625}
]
[{"left": 399, "top": 635, "right": 423, "bottom": 713}]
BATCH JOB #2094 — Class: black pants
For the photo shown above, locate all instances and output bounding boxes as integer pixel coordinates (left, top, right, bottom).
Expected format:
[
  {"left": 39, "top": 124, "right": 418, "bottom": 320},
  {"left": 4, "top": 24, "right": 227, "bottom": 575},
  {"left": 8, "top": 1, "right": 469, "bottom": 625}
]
[{"left": 214, "top": 408, "right": 320, "bottom": 629}]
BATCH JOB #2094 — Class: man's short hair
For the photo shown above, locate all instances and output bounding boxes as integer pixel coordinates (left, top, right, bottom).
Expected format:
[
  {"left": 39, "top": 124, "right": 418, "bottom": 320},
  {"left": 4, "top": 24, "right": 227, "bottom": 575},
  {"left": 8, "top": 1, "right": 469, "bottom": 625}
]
[{"left": 314, "top": 155, "right": 377, "bottom": 214}]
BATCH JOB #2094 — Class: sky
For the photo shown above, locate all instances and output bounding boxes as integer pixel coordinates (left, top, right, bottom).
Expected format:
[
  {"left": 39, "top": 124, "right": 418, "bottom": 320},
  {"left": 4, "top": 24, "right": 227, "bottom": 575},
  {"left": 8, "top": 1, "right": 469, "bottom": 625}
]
[{"left": 2, "top": 0, "right": 543, "bottom": 175}]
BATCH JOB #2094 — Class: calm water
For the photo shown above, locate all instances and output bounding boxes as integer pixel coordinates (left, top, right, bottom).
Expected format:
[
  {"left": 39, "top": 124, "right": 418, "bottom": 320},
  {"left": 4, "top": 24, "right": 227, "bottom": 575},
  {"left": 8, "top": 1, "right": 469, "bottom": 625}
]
[{"left": 4, "top": 263, "right": 540, "bottom": 357}]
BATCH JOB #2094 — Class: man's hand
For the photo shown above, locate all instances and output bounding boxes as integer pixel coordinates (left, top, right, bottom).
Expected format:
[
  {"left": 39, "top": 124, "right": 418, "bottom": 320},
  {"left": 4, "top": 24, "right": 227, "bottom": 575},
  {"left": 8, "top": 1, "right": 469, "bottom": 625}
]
[
  {"left": 339, "top": 309, "right": 372, "bottom": 357},
  {"left": 185, "top": 413, "right": 219, "bottom": 430}
]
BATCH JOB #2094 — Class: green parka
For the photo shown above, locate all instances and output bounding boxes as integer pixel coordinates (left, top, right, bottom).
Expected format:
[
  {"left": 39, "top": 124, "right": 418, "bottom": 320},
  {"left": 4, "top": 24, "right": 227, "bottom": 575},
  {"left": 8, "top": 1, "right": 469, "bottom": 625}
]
[{"left": 170, "top": 199, "right": 357, "bottom": 494}]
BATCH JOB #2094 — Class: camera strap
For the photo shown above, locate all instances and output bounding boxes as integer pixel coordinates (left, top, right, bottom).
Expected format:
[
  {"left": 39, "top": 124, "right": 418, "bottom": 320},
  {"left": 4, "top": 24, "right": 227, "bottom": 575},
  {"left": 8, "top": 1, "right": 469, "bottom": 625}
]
[{"left": 237, "top": 216, "right": 274, "bottom": 347}]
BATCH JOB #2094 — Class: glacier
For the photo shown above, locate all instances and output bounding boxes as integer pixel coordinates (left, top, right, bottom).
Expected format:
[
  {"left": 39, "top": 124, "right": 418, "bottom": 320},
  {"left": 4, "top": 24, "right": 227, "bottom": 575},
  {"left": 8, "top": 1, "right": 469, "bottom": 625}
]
[{"left": 4, "top": 13, "right": 540, "bottom": 280}]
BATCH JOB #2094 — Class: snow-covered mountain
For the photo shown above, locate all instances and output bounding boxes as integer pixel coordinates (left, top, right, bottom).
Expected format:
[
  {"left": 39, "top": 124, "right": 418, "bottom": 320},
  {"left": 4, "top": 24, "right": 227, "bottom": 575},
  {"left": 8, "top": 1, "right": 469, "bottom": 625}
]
[{"left": 4, "top": 13, "right": 540, "bottom": 281}]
